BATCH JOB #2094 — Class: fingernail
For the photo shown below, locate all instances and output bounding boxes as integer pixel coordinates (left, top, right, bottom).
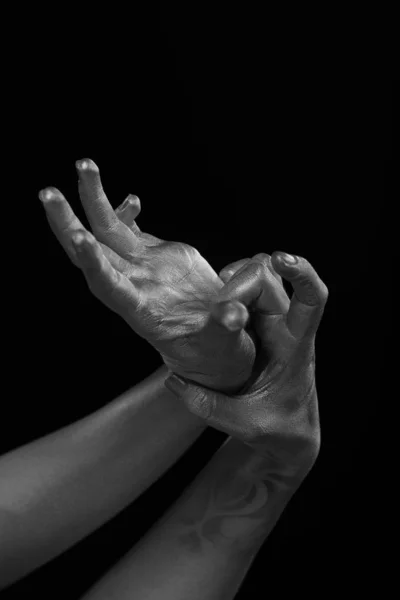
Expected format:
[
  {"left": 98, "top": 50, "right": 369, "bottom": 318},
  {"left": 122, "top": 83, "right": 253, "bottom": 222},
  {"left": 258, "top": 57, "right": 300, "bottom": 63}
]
[
  {"left": 76, "top": 160, "right": 87, "bottom": 172},
  {"left": 75, "top": 158, "right": 99, "bottom": 173},
  {"left": 277, "top": 252, "right": 298, "bottom": 265},
  {"left": 39, "top": 188, "right": 59, "bottom": 203},
  {"left": 165, "top": 374, "right": 188, "bottom": 393},
  {"left": 118, "top": 196, "right": 132, "bottom": 211}
]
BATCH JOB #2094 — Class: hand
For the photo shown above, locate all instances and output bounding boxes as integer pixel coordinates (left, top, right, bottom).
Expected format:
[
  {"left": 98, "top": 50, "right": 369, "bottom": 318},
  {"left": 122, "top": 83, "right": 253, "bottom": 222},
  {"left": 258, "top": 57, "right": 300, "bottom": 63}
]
[
  {"left": 38, "top": 158, "right": 256, "bottom": 392},
  {"left": 165, "top": 252, "right": 328, "bottom": 467}
]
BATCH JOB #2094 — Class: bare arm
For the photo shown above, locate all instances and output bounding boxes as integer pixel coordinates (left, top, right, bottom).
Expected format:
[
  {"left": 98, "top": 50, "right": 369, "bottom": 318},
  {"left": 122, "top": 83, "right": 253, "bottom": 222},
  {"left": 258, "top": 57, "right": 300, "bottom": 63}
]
[
  {"left": 80, "top": 435, "right": 315, "bottom": 600},
  {"left": 0, "top": 157, "right": 256, "bottom": 590},
  {"left": 0, "top": 365, "right": 206, "bottom": 590},
  {"left": 81, "top": 249, "right": 326, "bottom": 600}
]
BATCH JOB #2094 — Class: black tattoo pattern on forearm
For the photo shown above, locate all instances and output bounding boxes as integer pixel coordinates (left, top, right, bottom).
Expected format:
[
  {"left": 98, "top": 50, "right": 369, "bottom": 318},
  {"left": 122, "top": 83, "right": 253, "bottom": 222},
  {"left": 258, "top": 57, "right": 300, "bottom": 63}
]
[{"left": 172, "top": 447, "right": 301, "bottom": 555}]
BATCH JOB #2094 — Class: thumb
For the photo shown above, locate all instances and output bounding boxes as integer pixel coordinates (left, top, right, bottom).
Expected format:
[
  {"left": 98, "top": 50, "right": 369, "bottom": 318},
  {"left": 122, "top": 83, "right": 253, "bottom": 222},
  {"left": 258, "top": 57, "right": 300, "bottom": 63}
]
[
  {"left": 271, "top": 252, "right": 329, "bottom": 339},
  {"left": 164, "top": 374, "right": 256, "bottom": 440}
]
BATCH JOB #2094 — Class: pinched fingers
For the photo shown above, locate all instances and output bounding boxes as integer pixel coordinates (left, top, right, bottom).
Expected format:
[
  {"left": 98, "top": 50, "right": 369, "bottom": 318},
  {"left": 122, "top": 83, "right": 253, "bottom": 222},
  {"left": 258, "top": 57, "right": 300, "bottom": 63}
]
[
  {"left": 165, "top": 252, "right": 327, "bottom": 458},
  {"left": 219, "top": 258, "right": 251, "bottom": 283},
  {"left": 219, "top": 254, "right": 283, "bottom": 286},
  {"left": 253, "top": 253, "right": 283, "bottom": 286},
  {"left": 215, "top": 257, "right": 290, "bottom": 320}
]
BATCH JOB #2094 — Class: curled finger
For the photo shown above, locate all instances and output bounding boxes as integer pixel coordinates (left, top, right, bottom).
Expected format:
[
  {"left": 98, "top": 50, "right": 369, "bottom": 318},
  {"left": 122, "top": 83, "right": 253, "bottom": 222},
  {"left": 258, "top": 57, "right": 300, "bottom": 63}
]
[
  {"left": 39, "top": 187, "right": 88, "bottom": 268},
  {"left": 115, "top": 194, "right": 141, "bottom": 232}
]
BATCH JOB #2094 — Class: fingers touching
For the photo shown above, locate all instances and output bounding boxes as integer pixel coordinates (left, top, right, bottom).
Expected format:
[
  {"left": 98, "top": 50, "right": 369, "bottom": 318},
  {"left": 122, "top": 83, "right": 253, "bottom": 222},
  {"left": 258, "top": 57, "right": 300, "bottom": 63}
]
[
  {"left": 215, "top": 251, "right": 328, "bottom": 344},
  {"left": 216, "top": 257, "right": 290, "bottom": 317},
  {"left": 219, "top": 254, "right": 282, "bottom": 286},
  {"left": 39, "top": 160, "right": 328, "bottom": 347},
  {"left": 253, "top": 253, "right": 283, "bottom": 286},
  {"left": 219, "top": 259, "right": 251, "bottom": 283}
]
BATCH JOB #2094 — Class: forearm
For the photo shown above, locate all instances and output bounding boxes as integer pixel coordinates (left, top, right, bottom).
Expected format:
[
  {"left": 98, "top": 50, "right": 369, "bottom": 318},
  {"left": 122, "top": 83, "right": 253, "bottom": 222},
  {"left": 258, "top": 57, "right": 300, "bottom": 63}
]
[
  {"left": 0, "top": 365, "right": 206, "bottom": 589},
  {"left": 81, "top": 437, "right": 314, "bottom": 600}
]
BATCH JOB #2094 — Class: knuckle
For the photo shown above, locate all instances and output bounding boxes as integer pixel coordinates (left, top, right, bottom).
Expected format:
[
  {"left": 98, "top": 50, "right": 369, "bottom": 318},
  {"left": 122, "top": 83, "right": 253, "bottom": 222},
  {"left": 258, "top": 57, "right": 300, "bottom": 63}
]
[
  {"left": 220, "top": 258, "right": 250, "bottom": 278},
  {"left": 249, "top": 260, "right": 265, "bottom": 277},
  {"left": 252, "top": 252, "right": 271, "bottom": 264},
  {"left": 253, "top": 252, "right": 271, "bottom": 261}
]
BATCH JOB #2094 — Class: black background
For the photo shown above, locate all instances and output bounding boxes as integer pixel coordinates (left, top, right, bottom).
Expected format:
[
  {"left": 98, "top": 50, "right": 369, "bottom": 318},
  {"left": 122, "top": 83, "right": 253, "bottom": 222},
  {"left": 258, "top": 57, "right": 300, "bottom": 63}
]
[{"left": 1, "top": 4, "right": 393, "bottom": 598}]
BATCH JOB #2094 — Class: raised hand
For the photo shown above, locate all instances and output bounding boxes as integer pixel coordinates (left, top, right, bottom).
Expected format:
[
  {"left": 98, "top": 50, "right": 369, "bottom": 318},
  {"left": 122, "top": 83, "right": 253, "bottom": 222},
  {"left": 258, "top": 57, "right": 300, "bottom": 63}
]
[
  {"left": 38, "top": 159, "right": 256, "bottom": 392},
  {"left": 165, "top": 252, "right": 328, "bottom": 467}
]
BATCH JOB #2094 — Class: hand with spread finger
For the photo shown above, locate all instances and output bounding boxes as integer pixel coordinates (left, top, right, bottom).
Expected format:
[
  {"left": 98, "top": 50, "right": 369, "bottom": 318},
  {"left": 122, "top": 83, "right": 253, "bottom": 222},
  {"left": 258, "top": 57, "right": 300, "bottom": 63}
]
[
  {"left": 38, "top": 159, "right": 259, "bottom": 393},
  {"left": 165, "top": 253, "right": 328, "bottom": 466}
]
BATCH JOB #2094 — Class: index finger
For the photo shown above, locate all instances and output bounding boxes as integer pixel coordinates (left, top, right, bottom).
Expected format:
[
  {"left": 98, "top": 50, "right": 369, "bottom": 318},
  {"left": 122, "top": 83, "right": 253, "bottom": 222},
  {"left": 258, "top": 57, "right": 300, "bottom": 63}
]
[{"left": 39, "top": 187, "right": 87, "bottom": 267}]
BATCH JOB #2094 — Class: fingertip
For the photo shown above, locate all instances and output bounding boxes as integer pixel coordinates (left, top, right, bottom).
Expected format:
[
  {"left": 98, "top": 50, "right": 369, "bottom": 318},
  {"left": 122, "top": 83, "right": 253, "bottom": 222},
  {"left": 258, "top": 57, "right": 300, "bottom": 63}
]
[
  {"left": 116, "top": 194, "right": 141, "bottom": 213},
  {"left": 39, "top": 187, "right": 64, "bottom": 203},
  {"left": 219, "top": 270, "right": 234, "bottom": 284},
  {"left": 75, "top": 158, "right": 100, "bottom": 174},
  {"left": 164, "top": 374, "right": 189, "bottom": 396},
  {"left": 127, "top": 194, "right": 140, "bottom": 205},
  {"left": 273, "top": 251, "right": 299, "bottom": 269},
  {"left": 71, "top": 231, "right": 97, "bottom": 255}
]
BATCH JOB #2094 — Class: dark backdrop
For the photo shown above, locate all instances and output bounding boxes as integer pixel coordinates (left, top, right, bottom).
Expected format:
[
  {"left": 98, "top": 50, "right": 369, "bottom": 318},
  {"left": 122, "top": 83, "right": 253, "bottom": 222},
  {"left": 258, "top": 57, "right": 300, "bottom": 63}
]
[{"left": 1, "top": 4, "right": 393, "bottom": 598}]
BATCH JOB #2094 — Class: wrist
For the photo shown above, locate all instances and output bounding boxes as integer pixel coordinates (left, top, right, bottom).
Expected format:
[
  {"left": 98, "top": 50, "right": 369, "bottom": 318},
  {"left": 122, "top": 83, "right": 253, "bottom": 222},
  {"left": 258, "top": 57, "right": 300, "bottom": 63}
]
[
  {"left": 184, "top": 366, "right": 252, "bottom": 396},
  {"left": 164, "top": 436, "right": 302, "bottom": 560},
  {"left": 244, "top": 437, "right": 319, "bottom": 483}
]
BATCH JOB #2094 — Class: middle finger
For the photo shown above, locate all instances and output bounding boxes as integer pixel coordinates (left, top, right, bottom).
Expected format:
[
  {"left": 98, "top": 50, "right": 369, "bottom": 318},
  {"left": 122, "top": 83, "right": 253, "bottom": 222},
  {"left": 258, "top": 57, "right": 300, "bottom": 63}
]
[{"left": 76, "top": 158, "right": 140, "bottom": 259}]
